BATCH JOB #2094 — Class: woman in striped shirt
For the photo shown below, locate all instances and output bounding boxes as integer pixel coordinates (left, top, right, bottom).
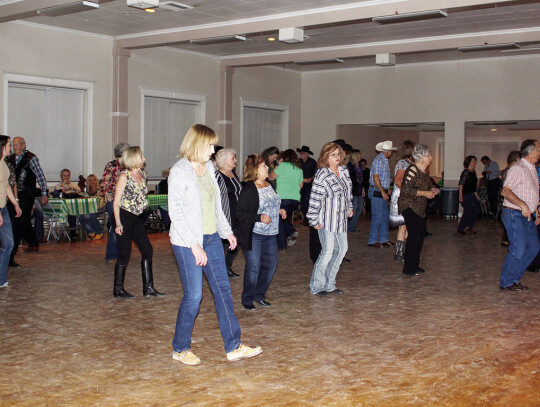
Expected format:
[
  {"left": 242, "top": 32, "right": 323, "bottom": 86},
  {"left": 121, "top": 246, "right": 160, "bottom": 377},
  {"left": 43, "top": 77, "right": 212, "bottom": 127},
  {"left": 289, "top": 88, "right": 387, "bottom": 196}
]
[{"left": 307, "top": 142, "right": 353, "bottom": 296}]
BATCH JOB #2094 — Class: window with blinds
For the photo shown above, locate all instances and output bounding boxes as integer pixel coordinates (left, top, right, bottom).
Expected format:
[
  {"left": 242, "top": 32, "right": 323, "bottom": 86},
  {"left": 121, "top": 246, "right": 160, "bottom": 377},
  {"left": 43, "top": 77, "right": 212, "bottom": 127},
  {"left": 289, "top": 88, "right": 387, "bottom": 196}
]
[
  {"left": 7, "top": 83, "right": 85, "bottom": 181},
  {"left": 242, "top": 106, "right": 285, "bottom": 157},
  {"left": 143, "top": 96, "right": 201, "bottom": 179}
]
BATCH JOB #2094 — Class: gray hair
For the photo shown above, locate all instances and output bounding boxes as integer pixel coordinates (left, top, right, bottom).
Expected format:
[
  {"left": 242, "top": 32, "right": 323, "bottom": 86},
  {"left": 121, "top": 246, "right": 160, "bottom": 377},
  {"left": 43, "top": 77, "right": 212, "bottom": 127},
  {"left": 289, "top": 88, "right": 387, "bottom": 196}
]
[
  {"left": 412, "top": 144, "right": 432, "bottom": 161},
  {"left": 215, "top": 148, "right": 236, "bottom": 169},
  {"left": 114, "top": 142, "right": 130, "bottom": 158},
  {"left": 520, "top": 139, "right": 537, "bottom": 157}
]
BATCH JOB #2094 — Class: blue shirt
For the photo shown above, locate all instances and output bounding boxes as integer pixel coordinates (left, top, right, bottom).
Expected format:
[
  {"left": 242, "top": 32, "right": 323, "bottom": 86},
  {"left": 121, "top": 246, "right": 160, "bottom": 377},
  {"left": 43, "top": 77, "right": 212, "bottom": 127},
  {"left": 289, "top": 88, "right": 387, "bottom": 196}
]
[
  {"left": 369, "top": 153, "right": 391, "bottom": 189},
  {"left": 253, "top": 186, "right": 280, "bottom": 236},
  {"left": 484, "top": 161, "right": 501, "bottom": 180}
]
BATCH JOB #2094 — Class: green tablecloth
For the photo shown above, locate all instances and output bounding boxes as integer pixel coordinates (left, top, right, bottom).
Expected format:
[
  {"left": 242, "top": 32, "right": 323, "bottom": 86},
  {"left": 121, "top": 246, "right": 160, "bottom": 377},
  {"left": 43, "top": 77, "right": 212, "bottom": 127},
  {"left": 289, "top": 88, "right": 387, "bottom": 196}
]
[
  {"left": 147, "top": 194, "right": 167, "bottom": 207},
  {"left": 43, "top": 198, "right": 99, "bottom": 224}
]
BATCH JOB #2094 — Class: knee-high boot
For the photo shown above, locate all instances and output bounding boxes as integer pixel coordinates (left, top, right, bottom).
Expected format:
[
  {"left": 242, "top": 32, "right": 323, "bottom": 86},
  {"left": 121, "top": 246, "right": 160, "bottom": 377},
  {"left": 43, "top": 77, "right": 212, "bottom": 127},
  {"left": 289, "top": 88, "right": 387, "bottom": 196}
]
[
  {"left": 141, "top": 260, "right": 165, "bottom": 297},
  {"left": 113, "top": 264, "right": 134, "bottom": 298}
]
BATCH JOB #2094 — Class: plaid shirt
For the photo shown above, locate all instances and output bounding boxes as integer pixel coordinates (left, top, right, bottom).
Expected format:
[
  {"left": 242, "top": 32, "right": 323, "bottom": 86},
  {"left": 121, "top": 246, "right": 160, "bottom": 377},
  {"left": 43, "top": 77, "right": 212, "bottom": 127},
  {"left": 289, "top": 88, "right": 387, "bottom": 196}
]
[
  {"left": 369, "top": 152, "right": 391, "bottom": 189},
  {"left": 100, "top": 159, "right": 122, "bottom": 202},
  {"left": 503, "top": 158, "right": 539, "bottom": 212},
  {"left": 15, "top": 151, "right": 47, "bottom": 195}
]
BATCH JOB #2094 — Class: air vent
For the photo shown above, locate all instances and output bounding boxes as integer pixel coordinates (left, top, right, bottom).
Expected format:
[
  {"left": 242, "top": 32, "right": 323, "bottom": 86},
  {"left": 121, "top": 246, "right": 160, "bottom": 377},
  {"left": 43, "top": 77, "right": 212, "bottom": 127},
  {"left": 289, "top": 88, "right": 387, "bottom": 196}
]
[{"left": 160, "top": 1, "right": 193, "bottom": 11}]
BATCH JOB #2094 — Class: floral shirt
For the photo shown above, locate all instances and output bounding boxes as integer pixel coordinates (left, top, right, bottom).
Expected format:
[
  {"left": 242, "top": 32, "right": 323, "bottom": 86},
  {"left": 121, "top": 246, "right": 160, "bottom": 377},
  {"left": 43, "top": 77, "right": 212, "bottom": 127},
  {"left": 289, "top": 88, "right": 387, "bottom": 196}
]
[
  {"left": 253, "top": 186, "right": 281, "bottom": 236},
  {"left": 100, "top": 159, "right": 122, "bottom": 202},
  {"left": 120, "top": 170, "right": 148, "bottom": 215},
  {"left": 83, "top": 188, "right": 106, "bottom": 210}
]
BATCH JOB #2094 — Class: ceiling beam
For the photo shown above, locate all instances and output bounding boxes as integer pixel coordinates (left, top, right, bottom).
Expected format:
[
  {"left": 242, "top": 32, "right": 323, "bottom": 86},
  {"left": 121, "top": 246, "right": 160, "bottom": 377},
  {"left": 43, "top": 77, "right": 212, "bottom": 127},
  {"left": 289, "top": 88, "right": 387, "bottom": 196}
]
[
  {"left": 116, "top": 0, "right": 515, "bottom": 50},
  {"left": 218, "top": 27, "right": 540, "bottom": 67},
  {"left": 0, "top": 0, "right": 114, "bottom": 23}
]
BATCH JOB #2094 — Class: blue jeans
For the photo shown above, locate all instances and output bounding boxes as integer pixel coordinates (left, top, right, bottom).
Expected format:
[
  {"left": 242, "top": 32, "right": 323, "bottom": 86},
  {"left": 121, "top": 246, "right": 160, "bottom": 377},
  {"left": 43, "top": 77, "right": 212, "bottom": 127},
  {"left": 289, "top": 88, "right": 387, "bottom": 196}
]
[
  {"left": 79, "top": 211, "right": 104, "bottom": 235},
  {"left": 348, "top": 195, "right": 363, "bottom": 232},
  {"left": 458, "top": 193, "right": 481, "bottom": 232},
  {"left": 241, "top": 233, "right": 278, "bottom": 305},
  {"left": 500, "top": 209, "right": 539, "bottom": 288},
  {"left": 368, "top": 188, "right": 389, "bottom": 244},
  {"left": 310, "top": 228, "right": 347, "bottom": 294},
  {"left": 172, "top": 233, "right": 241, "bottom": 354},
  {"left": 32, "top": 202, "right": 44, "bottom": 239},
  {"left": 278, "top": 199, "right": 299, "bottom": 249},
  {"left": 0, "top": 207, "right": 15, "bottom": 285},
  {"left": 105, "top": 201, "right": 119, "bottom": 261}
]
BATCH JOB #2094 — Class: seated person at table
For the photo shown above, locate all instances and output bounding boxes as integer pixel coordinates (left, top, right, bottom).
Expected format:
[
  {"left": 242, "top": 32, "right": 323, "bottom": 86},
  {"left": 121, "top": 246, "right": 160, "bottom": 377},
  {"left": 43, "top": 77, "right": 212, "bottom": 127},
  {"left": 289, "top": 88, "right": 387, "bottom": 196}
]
[
  {"left": 79, "top": 174, "right": 105, "bottom": 240},
  {"left": 53, "top": 168, "right": 81, "bottom": 239}
]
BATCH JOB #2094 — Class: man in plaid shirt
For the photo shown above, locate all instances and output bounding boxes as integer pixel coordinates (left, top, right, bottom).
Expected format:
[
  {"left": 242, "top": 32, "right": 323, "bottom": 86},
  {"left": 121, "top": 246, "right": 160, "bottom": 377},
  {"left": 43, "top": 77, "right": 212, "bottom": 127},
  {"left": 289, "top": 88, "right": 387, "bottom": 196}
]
[
  {"left": 101, "top": 142, "right": 129, "bottom": 263},
  {"left": 500, "top": 139, "right": 540, "bottom": 291}
]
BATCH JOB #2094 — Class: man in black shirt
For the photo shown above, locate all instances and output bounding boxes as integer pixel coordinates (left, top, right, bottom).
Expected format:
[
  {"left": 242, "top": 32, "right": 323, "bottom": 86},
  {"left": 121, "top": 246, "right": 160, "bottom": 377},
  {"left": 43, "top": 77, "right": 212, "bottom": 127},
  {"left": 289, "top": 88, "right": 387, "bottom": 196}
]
[{"left": 297, "top": 146, "right": 317, "bottom": 221}]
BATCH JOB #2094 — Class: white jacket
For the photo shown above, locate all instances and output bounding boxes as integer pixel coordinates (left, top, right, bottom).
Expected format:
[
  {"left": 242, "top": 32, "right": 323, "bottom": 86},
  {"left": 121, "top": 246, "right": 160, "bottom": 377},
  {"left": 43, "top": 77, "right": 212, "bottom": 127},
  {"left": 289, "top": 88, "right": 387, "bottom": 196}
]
[{"left": 168, "top": 158, "right": 232, "bottom": 247}]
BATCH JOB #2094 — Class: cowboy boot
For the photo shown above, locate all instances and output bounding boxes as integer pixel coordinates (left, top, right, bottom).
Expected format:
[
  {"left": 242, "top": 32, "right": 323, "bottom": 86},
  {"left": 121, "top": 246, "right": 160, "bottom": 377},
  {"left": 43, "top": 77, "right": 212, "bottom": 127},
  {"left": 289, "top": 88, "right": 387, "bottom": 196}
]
[
  {"left": 393, "top": 241, "right": 404, "bottom": 262},
  {"left": 141, "top": 260, "right": 165, "bottom": 297},
  {"left": 113, "top": 264, "right": 134, "bottom": 298}
]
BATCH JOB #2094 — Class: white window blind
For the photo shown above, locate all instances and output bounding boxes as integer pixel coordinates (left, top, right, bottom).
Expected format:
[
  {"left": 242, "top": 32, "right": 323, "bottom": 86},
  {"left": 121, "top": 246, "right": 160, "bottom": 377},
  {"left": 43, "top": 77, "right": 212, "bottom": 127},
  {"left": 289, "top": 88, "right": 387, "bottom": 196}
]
[
  {"left": 242, "top": 107, "right": 284, "bottom": 158},
  {"left": 7, "top": 83, "right": 85, "bottom": 181},
  {"left": 143, "top": 96, "right": 200, "bottom": 178}
]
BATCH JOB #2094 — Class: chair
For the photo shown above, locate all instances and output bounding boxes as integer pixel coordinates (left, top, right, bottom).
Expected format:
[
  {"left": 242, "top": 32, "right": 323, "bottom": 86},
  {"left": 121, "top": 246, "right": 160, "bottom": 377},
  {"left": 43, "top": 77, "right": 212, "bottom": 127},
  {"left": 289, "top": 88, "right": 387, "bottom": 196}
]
[{"left": 39, "top": 199, "right": 71, "bottom": 242}]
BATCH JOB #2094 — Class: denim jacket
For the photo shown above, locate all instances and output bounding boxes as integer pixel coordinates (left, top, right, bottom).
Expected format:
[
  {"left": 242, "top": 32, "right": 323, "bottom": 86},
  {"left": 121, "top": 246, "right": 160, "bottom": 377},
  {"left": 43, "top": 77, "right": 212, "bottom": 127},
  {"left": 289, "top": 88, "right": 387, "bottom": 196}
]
[{"left": 168, "top": 158, "right": 232, "bottom": 247}]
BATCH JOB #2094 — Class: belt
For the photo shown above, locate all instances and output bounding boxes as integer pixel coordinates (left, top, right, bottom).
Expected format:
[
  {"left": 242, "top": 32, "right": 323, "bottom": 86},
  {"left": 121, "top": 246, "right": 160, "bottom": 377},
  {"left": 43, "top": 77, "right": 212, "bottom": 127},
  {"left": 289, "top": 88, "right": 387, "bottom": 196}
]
[{"left": 503, "top": 206, "right": 521, "bottom": 212}]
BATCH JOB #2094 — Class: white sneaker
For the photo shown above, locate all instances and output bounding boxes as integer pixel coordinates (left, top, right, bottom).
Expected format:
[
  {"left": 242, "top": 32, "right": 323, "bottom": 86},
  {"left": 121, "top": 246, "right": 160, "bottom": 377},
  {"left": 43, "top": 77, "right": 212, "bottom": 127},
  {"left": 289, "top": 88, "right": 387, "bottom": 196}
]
[
  {"left": 287, "top": 237, "right": 297, "bottom": 247},
  {"left": 172, "top": 349, "right": 201, "bottom": 365},
  {"left": 227, "top": 344, "right": 263, "bottom": 361},
  {"left": 292, "top": 231, "right": 299, "bottom": 239},
  {"left": 0, "top": 281, "right": 9, "bottom": 288}
]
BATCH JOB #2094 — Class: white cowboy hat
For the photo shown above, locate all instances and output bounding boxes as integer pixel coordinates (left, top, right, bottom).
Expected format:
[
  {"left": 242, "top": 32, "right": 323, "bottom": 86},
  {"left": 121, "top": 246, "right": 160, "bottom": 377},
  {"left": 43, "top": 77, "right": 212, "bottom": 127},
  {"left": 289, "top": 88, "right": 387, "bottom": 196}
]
[{"left": 376, "top": 140, "right": 398, "bottom": 152}]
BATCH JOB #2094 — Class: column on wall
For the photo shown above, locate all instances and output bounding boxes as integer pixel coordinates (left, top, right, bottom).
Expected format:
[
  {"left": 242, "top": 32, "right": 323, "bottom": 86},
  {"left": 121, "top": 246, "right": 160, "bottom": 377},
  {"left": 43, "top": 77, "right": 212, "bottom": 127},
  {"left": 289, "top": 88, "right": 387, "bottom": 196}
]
[
  {"left": 444, "top": 118, "right": 465, "bottom": 187},
  {"left": 112, "top": 45, "right": 130, "bottom": 147},
  {"left": 219, "top": 65, "right": 234, "bottom": 147}
]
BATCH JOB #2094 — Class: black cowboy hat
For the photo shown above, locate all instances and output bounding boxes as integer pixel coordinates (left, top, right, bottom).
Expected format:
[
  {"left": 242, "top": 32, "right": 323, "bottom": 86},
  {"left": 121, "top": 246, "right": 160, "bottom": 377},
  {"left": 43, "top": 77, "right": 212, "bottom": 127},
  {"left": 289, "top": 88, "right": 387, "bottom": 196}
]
[{"left": 296, "top": 146, "right": 313, "bottom": 155}]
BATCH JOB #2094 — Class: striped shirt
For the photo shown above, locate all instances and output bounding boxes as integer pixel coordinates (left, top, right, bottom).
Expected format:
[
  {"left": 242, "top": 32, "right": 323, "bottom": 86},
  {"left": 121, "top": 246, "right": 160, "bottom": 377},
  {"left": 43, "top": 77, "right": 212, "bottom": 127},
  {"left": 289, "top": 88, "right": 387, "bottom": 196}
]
[
  {"left": 369, "top": 153, "right": 391, "bottom": 189},
  {"left": 215, "top": 170, "right": 242, "bottom": 229},
  {"left": 503, "top": 158, "right": 539, "bottom": 213},
  {"left": 307, "top": 166, "right": 352, "bottom": 233}
]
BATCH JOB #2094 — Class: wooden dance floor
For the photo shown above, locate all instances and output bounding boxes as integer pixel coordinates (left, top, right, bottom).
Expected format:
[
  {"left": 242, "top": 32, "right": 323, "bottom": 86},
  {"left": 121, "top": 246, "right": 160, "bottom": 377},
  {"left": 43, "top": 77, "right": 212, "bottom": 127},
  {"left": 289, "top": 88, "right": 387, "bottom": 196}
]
[{"left": 1, "top": 217, "right": 538, "bottom": 406}]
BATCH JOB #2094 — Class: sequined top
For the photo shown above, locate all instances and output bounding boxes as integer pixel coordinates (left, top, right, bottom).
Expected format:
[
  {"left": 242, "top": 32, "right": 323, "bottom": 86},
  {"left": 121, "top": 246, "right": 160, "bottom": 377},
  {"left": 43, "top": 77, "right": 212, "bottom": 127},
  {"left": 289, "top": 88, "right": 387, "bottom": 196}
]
[
  {"left": 120, "top": 170, "right": 148, "bottom": 215},
  {"left": 398, "top": 164, "right": 433, "bottom": 218}
]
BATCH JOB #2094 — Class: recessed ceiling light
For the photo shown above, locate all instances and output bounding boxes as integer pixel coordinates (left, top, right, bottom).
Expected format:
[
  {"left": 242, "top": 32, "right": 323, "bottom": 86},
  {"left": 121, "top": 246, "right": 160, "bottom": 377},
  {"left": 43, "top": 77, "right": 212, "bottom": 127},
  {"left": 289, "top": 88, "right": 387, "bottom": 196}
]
[
  {"left": 491, "top": 128, "right": 498, "bottom": 131},
  {"left": 268, "top": 37, "right": 276, "bottom": 42},
  {"left": 145, "top": 8, "right": 156, "bottom": 12}
]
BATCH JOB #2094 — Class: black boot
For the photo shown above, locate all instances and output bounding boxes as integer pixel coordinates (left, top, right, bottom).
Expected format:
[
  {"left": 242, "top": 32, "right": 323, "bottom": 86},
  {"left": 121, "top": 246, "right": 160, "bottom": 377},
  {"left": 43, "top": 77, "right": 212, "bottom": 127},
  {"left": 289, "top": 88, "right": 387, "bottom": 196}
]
[
  {"left": 227, "top": 268, "right": 240, "bottom": 278},
  {"left": 113, "top": 264, "right": 134, "bottom": 298},
  {"left": 141, "top": 260, "right": 165, "bottom": 297}
]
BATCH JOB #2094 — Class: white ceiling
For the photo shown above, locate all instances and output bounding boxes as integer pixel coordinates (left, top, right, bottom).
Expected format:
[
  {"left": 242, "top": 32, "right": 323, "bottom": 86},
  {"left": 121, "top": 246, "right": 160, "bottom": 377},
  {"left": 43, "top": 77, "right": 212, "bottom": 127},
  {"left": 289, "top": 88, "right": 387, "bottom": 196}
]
[{"left": 3, "top": 0, "right": 540, "bottom": 71}]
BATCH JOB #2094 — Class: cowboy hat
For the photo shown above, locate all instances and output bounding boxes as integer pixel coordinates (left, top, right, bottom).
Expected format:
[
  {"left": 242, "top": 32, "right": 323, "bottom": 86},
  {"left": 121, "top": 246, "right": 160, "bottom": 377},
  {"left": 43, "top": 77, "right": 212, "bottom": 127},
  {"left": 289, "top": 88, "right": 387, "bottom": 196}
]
[
  {"left": 296, "top": 146, "right": 313, "bottom": 155},
  {"left": 375, "top": 140, "right": 398, "bottom": 152}
]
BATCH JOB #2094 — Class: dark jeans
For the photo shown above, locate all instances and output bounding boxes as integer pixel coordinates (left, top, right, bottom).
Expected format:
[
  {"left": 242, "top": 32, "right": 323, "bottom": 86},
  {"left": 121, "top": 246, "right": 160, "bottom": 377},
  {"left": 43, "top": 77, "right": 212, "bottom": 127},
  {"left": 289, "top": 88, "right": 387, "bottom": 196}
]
[
  {"left": 105, "top": 201, "right": 119, "bottom": 261},
  {"left": 9, "top": 193, "right": 38, "bottom": 261},
  {"left": 402, "top": 208, "right": 426, "bottom": 273},
  {"left": 457, "top": 193, "right": 481, "bottom": 232},
  {"left": 222, "top": 228, "right": 239, "bottom": 271},
  {"left": 172, "top": 233, "right": 241, "bottom": 354},
  {"left": 487, "top": 178, "right": 501, "bottom": 215},
  {"left": 32, "top": 202, "right": 44, "bottom": 239},
  {"left": 300, "top": 184, "right": 312, "bottom": 215},
  {"left": 278, "top": 199, "right": 299, "bottom": 249},
  {"left": 0, "top": 207, "right": 15, "bottom": 285},
  {"left": 116, "top": 209, "right": 153, "bottom": 266},
  {"left": 241, "top": 233, "right": 278, "bottom": 305},
  {"left": 309, "top": 226, "right": 322, "bottom": 263},
  {"left": 529, "top": 223, "right": 540, "bottom": 267}
]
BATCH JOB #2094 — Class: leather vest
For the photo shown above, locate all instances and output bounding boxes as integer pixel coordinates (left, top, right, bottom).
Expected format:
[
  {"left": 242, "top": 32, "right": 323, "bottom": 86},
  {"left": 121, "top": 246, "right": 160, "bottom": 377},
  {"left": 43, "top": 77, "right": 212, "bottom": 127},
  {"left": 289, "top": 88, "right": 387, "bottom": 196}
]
[{"left": 6, "top": 151, "right": 37, "bottom": 196}]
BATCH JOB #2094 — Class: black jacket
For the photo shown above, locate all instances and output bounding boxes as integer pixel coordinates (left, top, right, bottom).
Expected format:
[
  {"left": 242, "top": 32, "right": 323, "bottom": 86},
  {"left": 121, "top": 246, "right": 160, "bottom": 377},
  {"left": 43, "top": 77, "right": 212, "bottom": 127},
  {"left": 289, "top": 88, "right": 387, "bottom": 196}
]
[{"left": 236, "top": 181, "right": 263, "bottom": 251}]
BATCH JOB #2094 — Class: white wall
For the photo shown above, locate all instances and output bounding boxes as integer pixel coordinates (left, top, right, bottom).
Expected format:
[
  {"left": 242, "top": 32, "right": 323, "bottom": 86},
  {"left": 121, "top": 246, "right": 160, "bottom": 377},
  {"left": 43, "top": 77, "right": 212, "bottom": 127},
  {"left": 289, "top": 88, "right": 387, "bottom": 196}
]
[
  {"left": 301, "top": 57, "right": 540, "bottom": 186},
  {"left": 0, "top": 22, "right": 113, "bottom": 179}
]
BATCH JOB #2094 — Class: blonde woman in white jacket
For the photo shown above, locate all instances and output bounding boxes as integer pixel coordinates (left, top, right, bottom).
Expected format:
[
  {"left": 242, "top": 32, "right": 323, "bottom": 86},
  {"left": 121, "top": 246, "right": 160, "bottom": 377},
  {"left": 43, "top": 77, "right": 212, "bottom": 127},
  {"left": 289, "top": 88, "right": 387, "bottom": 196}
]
[{"left": 169, "top": 124, "right": 262, "bottom": 366}]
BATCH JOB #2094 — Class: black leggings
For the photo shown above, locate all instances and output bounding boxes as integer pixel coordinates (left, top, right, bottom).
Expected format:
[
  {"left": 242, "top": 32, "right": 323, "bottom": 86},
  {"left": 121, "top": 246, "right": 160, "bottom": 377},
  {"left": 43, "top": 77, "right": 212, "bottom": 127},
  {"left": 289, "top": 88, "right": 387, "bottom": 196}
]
[{"left": 116, "top": 209, "right": 153, "bottom": 265}]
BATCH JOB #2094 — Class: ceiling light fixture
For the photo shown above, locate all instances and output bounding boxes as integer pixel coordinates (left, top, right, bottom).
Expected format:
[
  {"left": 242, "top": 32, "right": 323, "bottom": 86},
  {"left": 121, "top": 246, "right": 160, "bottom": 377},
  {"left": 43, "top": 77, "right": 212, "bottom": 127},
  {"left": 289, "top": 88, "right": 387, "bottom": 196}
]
[
  {"left": 294, "top": 58, "right": 343, "bottom": 65},
  {"left": 190, "top": 35, "right": 246, "bottom": 45},
  {"left": 145, "top": 8, "right": 156, "bottom": 12},
  {"left": 372, "top": 10, "right": 447, "bottom": 25},
  {"left": 37, "top": 1, "right": 99, "bottom": 17},
  {"left": 459, "top": 43, "right": 520, "bottom": 52},
  {"left": 127, "top": 0, "right": 159, "bottom": 10},
  {"left": 268, "top": 37, "right": 276, "bottom": 42}
]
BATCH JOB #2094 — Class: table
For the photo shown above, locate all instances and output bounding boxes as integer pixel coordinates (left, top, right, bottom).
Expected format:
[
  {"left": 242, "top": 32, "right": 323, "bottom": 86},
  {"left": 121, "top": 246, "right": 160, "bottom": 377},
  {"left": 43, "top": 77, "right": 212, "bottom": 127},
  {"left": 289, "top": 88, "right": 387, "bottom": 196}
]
[
  {"left": 47, "top": 198, "right": 100, "bottom": 221},
  {"left": 147, "top": 194, "right": 167, "bottom": 207}
]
